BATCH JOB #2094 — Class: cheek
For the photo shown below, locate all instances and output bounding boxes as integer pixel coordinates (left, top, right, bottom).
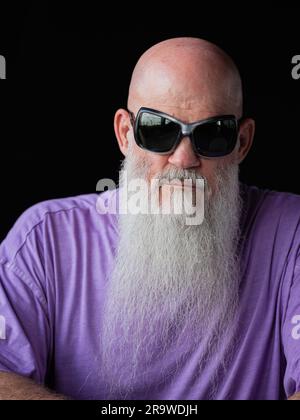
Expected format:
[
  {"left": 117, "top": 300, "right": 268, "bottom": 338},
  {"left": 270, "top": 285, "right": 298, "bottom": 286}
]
[
  {"left": 150, "top": 157, "right": 170, "bottom": 177},
  {"left": 197, "top": 159, "right": 219, "bottom": 180},
  {"left": 202, "top": 154, "right": 236, "bottom": 175},
  {"left": 197, "top": 159, "right": 228, "bottom": 192},
  {"left": 131, "top": 144, "right": 170, "bottom": 179}
]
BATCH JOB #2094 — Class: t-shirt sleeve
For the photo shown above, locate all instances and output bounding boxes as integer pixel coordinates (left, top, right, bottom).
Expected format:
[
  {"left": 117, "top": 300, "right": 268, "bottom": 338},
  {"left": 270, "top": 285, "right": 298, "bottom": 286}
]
[
  {"left": 0, "top": 262, "right": 50, "bottom": 383},
  {"left": 282, "top": 254, "right": 300, "bottom": 398},
  {"left": 0, "top": 208, "right": 51, "bottom": 384}
]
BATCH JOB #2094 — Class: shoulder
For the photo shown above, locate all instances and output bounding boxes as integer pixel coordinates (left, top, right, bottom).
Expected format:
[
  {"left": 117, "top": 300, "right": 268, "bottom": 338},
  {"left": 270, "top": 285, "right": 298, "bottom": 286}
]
[
  {"left": 241, "top": 183, "right": 300, "bottom": 230},
  {"left": 240, "top": 184, "right": 300, "bottom": 278},
  {"left": 0, "top": 190, "right": 118, "bottom": 264}
]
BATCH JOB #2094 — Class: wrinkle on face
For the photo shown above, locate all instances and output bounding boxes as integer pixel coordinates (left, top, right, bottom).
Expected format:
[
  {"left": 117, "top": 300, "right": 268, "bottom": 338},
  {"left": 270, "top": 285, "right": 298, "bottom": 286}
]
[{"left": 128, "top": 38, "right": 243, "bottom": 121}]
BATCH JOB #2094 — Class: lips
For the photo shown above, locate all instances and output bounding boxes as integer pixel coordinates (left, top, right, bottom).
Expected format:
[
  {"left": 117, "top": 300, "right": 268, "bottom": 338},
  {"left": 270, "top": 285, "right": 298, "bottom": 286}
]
[
  {"left": 160, "top": 180, "right": 199, "bottom": 190},
  {"left": 157, "top": 181, "right": 200, "bottom": 208}
]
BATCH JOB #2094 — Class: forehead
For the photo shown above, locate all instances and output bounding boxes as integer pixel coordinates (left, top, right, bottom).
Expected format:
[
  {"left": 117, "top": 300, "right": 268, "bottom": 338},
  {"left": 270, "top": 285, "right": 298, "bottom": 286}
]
[
  {"left": 135, "top": 107, "right": 232, "bottom": 126},
  {"left": 133, "top": 71, "right": 234, "bottom": 119},
  {"left": 133, "top": 97, "right": 232, "bottom": 123},
  {"left": 136, "top": 64, "right": 222, "bottom": 97},
  {"left": 129, "top": 48, "right": 241, "bottom": 120}
]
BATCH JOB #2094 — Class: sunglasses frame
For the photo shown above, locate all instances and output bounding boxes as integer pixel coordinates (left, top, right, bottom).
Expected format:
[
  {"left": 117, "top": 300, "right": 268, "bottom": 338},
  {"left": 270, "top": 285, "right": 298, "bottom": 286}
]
[{"left": 128, "top": 107, "right": 243, "bottom": 159}]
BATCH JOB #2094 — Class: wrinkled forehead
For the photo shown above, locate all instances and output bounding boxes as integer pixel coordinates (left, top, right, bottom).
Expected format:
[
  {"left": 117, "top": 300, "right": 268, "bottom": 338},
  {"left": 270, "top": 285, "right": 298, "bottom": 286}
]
[{"left": 128, "top": 53, "right": 240, "bottom": 118}]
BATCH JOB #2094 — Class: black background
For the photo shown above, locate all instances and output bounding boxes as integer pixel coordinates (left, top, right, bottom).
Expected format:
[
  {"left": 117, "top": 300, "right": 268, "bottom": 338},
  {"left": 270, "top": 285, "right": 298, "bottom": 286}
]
[{"left": 0, "top": 2, "right": 300, "bottom": 241}]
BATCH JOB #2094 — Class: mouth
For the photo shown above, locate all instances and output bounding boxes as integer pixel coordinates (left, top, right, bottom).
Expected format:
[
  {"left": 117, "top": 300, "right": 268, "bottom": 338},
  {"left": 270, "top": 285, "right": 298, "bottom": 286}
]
[
  {"left": 160, "top": 178, "right": 193, "bottom": 185},
  {"left": 159, "top": 179, "right": 201, "bottom": 191},
  {"left": 157, "top": 179, "right": 203, "bottom": 208}
]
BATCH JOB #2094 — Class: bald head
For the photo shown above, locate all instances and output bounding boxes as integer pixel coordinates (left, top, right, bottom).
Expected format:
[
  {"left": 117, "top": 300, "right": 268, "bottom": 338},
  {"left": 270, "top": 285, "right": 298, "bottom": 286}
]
[{"left": 128, "top": 37, "right": 243, "bottom": 119}]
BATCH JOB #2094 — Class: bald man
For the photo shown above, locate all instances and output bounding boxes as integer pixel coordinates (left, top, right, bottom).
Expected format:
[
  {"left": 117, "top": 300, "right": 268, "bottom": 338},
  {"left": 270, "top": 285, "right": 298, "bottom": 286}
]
[{"left": 0, "top": 38, "right": 299, "bottom": 401}]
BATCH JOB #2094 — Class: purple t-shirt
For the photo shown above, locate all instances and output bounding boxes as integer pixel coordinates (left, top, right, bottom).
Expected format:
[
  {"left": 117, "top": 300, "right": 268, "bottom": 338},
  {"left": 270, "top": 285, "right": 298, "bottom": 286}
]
[{"left": 0, "top": 184, "right": 300, "bottom": 400}]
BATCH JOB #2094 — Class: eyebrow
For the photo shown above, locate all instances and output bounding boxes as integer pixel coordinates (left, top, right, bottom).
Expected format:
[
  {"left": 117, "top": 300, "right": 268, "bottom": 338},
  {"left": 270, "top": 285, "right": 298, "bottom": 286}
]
[{"left": 128, "top": 107, "right": 241, "bottom": 125}]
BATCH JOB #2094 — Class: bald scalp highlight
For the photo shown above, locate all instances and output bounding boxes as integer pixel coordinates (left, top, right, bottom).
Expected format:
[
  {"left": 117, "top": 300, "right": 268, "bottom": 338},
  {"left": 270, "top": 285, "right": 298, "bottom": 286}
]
[{"left": 128, "top": 37, "right": 243, "bottom": 118}]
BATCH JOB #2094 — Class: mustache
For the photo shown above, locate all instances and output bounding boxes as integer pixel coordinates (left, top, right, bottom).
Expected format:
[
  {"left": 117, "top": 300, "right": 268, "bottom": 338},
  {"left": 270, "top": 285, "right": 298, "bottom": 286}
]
[{"left": 150, "top": 168, "right": 208, "bottom": 187}]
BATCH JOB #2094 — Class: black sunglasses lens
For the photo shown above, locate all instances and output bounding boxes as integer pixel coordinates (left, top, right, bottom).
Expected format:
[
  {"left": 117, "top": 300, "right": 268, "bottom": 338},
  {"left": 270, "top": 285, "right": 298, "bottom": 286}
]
[
  {"left": 193, "top": 119, "right": 238, "bottom": 157},
  {"left": 136, "top": 112, "right": 181, "bottom": 153}
]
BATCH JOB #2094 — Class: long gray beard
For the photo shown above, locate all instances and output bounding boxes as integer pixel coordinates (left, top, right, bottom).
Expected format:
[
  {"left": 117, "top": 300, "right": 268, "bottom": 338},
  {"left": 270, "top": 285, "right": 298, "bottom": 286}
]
[{"left": 100, "top": 151, "right": 242, "bottom": 399}]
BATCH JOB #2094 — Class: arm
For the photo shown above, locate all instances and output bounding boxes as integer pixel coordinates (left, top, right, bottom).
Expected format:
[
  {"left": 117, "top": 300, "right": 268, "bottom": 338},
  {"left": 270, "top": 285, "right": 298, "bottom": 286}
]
[
  {"left": 288, "top": 392, "right": 300, "bottom": 400},
  {"left": 282, "top": 249, "right": 300, "bottom": 399},
  {"left": 0, "top": 372, "right": 68, "bottom": 400},
  {"left": 0, "top": 236, "right": 54, "bottom": 397},
  {"left": 0, "top": 206, "right": 70, "bottom": 399}
]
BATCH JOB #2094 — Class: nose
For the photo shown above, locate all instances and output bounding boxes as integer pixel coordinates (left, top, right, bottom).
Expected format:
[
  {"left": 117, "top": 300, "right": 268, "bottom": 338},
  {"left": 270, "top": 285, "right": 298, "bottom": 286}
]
[{"left": 167, "top": 136, "right": 201, "bottom": 169}]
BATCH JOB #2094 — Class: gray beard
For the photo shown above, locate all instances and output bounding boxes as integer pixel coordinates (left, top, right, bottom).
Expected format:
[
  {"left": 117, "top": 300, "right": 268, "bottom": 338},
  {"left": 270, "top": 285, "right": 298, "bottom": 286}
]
[{"left": 100, "top": 150, "right": 242, "bottom": 399}]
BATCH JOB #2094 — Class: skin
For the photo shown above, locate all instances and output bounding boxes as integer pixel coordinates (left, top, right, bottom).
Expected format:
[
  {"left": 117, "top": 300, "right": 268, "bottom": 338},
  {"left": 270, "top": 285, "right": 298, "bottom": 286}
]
[
  {"left": 115, "top": 37, "right": 255, "bottom": 192},
  {"left": 0, "top": 372, "right": 67, "bottom": 400}
]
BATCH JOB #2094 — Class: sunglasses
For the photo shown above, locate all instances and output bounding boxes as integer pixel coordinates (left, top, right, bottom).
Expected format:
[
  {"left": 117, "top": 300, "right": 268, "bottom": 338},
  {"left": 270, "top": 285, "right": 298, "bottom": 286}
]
[{"left": 128, "top": 107, "right": 243, "bottom": 158}]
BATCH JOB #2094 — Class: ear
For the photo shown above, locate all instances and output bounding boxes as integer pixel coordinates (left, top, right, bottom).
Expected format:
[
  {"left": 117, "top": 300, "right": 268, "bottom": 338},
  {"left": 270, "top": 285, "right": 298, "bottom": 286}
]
[
  {"left": 114, "top": 108, "right": 131, "bottom": 156},
  {"left": 236, "top": 118, "right": 255, "bottom": 164}
]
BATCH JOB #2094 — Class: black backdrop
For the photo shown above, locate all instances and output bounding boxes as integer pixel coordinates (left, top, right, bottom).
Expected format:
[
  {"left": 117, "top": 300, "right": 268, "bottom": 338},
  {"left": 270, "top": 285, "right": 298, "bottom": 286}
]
[{"left": 1, "top": 2, "right": 300, "bottom": 241}]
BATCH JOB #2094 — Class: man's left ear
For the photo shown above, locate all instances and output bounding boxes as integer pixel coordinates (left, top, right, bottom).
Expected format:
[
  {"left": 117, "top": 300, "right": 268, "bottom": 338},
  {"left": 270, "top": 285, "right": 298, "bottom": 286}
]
[{"left": 236, "top": 118, "right": 255, "bottom": 164}]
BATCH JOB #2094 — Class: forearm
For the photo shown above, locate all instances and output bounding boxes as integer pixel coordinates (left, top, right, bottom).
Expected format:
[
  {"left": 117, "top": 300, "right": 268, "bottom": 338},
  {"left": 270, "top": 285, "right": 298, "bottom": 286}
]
[
  {"left": 0, "top": 372, "right": 68, "bottom": 400},
  {"left": 288, "top": 392, "right": 300, "bottom": 400}
]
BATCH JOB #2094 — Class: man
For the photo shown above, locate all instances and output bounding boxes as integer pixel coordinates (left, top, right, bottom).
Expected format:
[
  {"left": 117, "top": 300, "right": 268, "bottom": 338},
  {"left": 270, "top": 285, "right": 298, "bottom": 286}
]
[{"left": 0, "top": 37, "right": 299, "bottom": 400}]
